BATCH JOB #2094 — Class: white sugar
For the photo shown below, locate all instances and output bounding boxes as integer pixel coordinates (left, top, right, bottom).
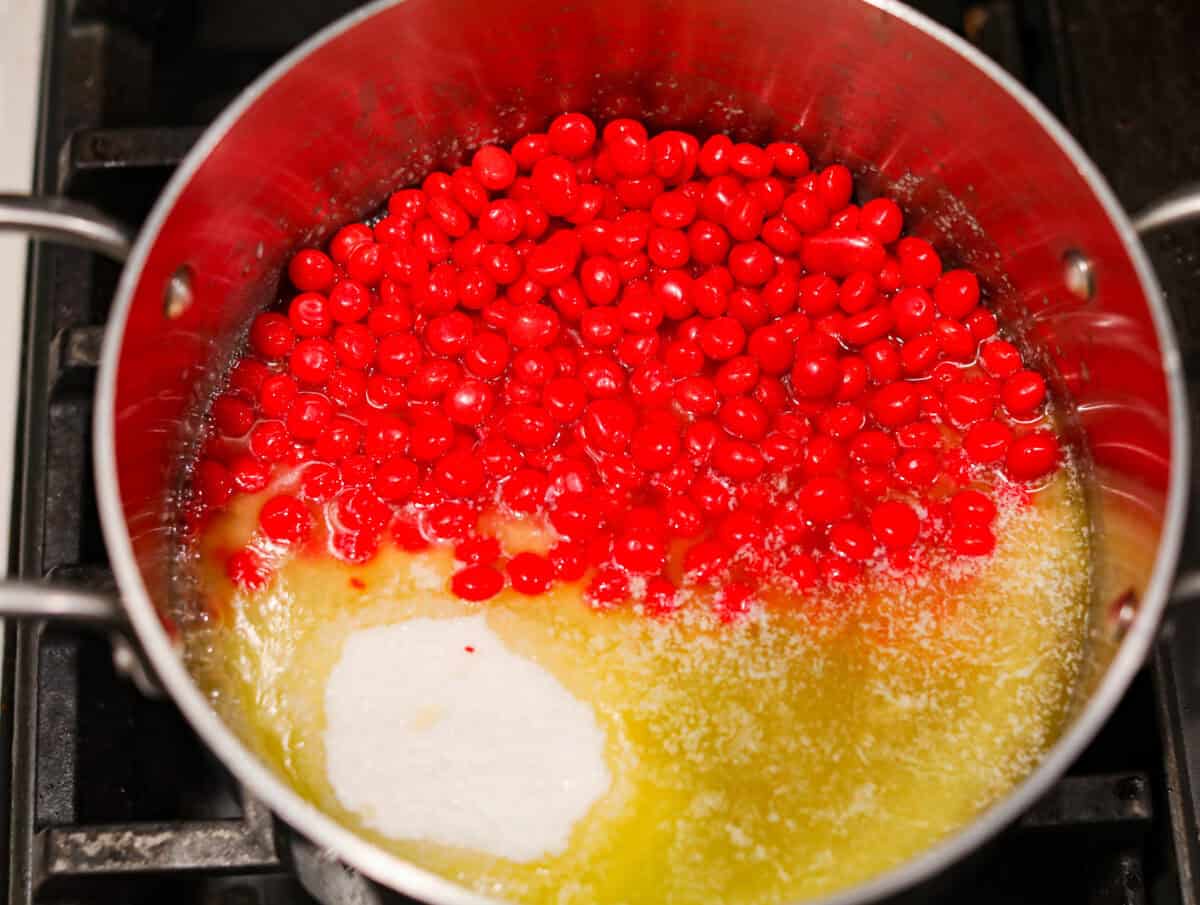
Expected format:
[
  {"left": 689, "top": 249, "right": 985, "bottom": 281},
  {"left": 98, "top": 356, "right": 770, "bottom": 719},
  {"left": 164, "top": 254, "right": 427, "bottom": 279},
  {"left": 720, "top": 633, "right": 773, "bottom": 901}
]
[
  {"left": 324, "top": 616, "right": 610, "bottom": 862},
  {"left": 404, "top": 557, "right": 443, "bottom": 591}
]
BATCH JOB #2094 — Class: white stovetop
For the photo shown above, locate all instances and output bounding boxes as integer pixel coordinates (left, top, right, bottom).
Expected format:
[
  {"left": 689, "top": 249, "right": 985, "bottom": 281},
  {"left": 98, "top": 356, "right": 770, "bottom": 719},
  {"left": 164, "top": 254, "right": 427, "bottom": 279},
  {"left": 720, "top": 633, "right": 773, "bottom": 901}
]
[{"left": 0, "top": 0, "right": 49, "bottom": 582}]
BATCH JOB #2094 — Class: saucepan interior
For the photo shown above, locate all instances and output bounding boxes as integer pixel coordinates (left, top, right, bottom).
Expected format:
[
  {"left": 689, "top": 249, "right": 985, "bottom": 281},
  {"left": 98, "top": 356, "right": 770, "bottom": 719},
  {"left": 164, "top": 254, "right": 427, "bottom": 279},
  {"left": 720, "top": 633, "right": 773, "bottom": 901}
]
[{"left": 96, "top": 0, "right": 1186, "bottom": 901}]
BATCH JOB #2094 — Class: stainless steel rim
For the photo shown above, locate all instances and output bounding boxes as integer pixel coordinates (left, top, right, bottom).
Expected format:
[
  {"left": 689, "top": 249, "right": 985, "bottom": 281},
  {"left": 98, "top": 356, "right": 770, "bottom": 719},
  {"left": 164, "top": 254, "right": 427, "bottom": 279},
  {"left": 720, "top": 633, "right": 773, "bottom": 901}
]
[{"left": 91, "top": 1, "right": 1191, "bottom": 903}]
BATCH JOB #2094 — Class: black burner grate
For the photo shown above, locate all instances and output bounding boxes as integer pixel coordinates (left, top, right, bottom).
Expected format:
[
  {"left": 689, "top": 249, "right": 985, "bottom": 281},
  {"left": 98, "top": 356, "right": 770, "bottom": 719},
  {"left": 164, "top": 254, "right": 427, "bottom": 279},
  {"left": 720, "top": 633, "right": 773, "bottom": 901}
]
[{"left": 3, "top": 2, "right": 1197, "bottom": 905}]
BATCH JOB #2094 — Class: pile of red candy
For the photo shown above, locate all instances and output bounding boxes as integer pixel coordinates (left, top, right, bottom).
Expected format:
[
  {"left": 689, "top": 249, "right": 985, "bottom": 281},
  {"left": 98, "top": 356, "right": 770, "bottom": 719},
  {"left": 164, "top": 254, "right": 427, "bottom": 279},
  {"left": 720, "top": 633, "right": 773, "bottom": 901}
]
[{"left": 191, "top": 113, "right": 1061, "bottom": 616}]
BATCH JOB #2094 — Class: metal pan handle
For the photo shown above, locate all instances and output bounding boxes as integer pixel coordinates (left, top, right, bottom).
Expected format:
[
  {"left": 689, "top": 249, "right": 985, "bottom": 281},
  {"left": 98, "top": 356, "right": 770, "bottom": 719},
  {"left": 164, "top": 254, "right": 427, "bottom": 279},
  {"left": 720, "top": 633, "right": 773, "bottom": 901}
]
[
  {"left": 0, "top": 194, "right": 154, "bottom": 689},
  {"left": 0, "top": 582, "right": 124, "bottom": 624},
  {"left": 1131, "top": 184, "right": 1200, "bottom": 607},
  {"left": 0, "top": 582, "right": 161, "bottom": 696},
  {"left": 0, "top": 194, "right": 132, "bottom": 261},
  {"left": 0, "top": 192, "right": 132, "bottom": 626},
  {"left": 1133, "top": 183, "right": 1200, "bottom": 235}
]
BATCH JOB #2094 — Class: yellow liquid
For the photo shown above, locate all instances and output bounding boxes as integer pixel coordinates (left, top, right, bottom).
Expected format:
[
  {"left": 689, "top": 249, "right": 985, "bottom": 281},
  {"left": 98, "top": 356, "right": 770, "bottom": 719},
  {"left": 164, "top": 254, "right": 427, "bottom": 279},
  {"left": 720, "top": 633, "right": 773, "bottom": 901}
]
[{"left": 185, "top": 474, "right": 1088, "bottom": 905}]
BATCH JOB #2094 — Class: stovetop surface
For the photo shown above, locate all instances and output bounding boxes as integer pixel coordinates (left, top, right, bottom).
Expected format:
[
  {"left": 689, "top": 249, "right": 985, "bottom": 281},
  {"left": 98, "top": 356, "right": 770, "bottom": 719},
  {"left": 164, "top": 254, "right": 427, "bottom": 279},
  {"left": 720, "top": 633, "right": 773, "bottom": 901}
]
[{"left": 4, "top": 2, "right": 1200, "bottom": 904}]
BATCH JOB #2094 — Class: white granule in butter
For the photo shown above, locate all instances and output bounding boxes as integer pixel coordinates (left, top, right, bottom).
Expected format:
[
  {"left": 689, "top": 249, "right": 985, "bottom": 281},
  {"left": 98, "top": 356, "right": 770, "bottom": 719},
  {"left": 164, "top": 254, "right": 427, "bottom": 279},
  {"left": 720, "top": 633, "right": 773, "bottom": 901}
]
[{"left": 324, "top": 615, "right": 611, "bottom": 862}]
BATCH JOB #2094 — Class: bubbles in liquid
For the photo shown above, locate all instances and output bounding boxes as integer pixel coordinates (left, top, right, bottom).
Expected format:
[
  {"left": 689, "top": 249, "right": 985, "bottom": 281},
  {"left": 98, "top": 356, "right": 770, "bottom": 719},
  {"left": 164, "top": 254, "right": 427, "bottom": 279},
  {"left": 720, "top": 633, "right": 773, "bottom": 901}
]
[{"left": 183, "top": 469, "right": 1088, "bottom": 905}]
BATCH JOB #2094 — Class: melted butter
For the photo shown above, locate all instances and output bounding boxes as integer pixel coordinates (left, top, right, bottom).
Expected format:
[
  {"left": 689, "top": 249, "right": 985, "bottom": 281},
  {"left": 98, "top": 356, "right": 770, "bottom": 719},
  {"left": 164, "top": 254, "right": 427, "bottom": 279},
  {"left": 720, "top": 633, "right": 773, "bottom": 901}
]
[{"left": 185, "top": 474, "right": 1089, "bottom": 905}]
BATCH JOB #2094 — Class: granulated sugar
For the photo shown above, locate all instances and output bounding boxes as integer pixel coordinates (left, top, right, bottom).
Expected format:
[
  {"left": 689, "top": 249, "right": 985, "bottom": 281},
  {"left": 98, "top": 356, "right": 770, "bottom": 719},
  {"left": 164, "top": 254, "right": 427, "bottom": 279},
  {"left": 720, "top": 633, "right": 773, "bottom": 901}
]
[{"left": 324, "top": 615, "right": 610, "bottom": 862}]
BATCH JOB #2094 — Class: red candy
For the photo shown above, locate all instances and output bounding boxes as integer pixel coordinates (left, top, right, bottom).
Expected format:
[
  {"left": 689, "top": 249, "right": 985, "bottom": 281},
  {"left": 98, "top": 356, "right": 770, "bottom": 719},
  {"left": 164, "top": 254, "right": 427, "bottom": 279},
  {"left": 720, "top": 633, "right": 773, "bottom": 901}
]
[
  {"left": 259, "top": 495, "right": 311, "bottom": 546},
  {"left": 195, "top": 114, "right": 1068, "bottom": 614},
  {"left": 979, "top": 340, "right": 1021, "bottom": 378},
  {"left": 870, "top": 501, "right": 920, "bottom": 550},
  {"left": 964, "top": 420, "right": 1013, "bottom": 463},
  {"left": 1001, "top": 369, "right": 1047, "bottom": 417},
  {"left": 1006, "top": 431, "right": 1060, "bottom": 481},
  {"left": 227, "top": 548, "right": 270, "bottom": 590},
  {"left": 290, "top": 339, "right": 336, "bottom": 385},
  {"left": 288, "top": 249, "right": 335, "bottom": 292},
  {"left": 950, "top": 522, "right": 996, "bottom": 557},
  {"left": 934, "top": 269, "right": 979, "bottom": 319},
  {"left": 212, "top": 395, "right": 255, "bottom": 437},
  {"left": 249, "top": 313, "right": 295, "bottom": 360},
  {"left": 452, "top": 564, "right": 505, "bottom": 600},
  {"left": 507, "top": 552, "right": 555, "bottom": 594},
  {"left": 950, "top": 489, "right": 997, "bottom": 526}
]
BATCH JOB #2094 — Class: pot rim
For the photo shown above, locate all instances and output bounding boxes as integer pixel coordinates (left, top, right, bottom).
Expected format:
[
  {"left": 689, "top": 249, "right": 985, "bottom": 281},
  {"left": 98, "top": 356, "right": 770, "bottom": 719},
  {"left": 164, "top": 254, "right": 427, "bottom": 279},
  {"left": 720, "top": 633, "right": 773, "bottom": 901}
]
[{"left": 92, "top": 1, "right": 1190, "bottom": 903}]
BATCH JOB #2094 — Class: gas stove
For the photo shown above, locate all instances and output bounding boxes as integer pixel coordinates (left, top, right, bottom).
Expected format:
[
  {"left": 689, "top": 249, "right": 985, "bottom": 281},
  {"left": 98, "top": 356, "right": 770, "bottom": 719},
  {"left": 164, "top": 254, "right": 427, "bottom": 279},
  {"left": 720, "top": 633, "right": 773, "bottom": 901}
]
[{"left": 3, "top": 2, "right": 1199, "bottom": 905}]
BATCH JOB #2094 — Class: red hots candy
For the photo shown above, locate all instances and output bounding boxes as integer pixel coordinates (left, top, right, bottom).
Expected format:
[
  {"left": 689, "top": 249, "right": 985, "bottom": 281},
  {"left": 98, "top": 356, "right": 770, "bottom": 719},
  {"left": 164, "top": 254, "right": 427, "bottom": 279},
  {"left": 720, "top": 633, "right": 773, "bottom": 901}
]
[{"left": 190, "top": 113, "right": 1061, "bottom": 614}]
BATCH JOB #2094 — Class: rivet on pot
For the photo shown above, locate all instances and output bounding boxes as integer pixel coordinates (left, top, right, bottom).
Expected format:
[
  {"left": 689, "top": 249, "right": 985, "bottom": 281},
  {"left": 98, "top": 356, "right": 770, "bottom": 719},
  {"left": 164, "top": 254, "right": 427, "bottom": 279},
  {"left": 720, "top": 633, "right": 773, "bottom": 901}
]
[
  {"left": 1110, "top": 589, "right": 1138, "bottom": 637},
  {"left": 162, "top": 262, "right": 194, "bottom": 319},
  {"left": 163, "top": 264, "right": 194, "bottom": 319},
  {"left": 111, "top": 635, "right": 164, "bottom": 698},
  {"left": 1063, "top": 250, "right": 1095, "bottom": 301}
]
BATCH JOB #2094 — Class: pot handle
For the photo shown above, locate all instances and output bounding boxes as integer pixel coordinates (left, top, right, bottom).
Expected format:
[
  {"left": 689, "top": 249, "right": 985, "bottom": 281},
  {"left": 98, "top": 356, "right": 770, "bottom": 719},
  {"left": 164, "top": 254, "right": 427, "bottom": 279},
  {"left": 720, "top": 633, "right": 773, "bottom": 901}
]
[
  {"left": 1133, "top": 183, "right": 1200, "bottom": 235},
  {"left": 1136, "top": 186, "right": 1200, "bottom": 611},
  {"left": 0, "top": 581, "right": 124, "bottom": 624},
  {"left": 0, "top": 581, "right": 162, "bottom": 694},
  {"left": 0, "top": 194, "right": 131, "bottom": 625},
  {"left": 0, "top": 581, "right": 161, "bottom": 696},
  {"left": 0, "top": 196, "right": 151, "bottom": 687},
  {"left": 0, "top": 193, "right": 133, "bottom": 261},
  {"left": 1172, "top": 571, "right": 1200, "bottom": 605}
]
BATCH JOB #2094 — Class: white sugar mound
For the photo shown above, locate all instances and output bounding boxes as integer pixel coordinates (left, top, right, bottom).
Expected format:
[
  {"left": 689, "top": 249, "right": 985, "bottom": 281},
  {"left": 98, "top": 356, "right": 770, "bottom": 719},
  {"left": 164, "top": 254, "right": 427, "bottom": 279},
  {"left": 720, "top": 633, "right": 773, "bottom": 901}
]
[{"left": 324, "top": 616, "right": 611, "bottom": 862}]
